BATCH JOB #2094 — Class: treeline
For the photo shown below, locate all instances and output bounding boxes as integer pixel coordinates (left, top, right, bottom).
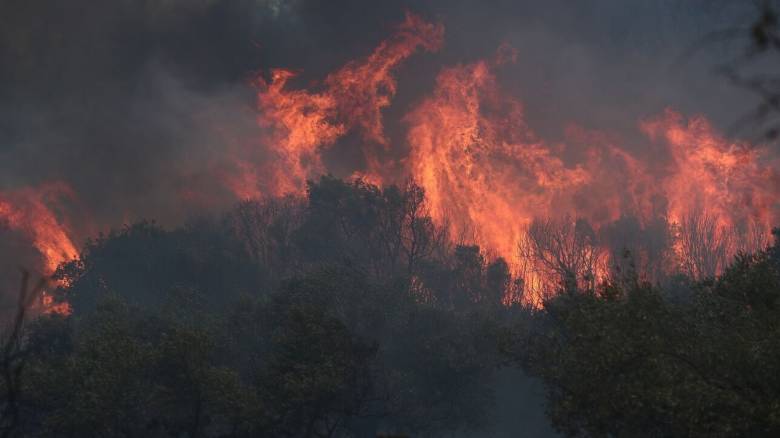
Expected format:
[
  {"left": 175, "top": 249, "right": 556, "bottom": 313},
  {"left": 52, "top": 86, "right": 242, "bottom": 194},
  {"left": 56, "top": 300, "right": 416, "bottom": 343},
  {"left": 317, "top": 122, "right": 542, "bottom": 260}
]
[{"left": 0, "top": 176, "right": 778, "bottom": 436}]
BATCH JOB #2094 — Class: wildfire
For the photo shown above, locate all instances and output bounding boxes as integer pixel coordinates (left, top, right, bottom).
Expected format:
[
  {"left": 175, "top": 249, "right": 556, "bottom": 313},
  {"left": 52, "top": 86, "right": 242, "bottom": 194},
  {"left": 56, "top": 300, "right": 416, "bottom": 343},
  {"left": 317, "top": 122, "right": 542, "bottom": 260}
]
[
  {"left": 2, "top": 13, "right": 776, "bottom": 308},
  {"left": 0, "top": 183, "right": 78, "bottom": 314},
  {"left": 642, "top": 110, "right": 780, "bottom": 278},
  {"left": 404, "top": 52, "right": 780, "bottom": 300},
  {"left": 642, "top": 110, "right": 780, "bottom": 232},
  {"left": 404, "top": 57, "right": 589, "bottom": 261},
  {"left": 249, "top": 12, "right": 444, "bottom": 197},
  {"left": 231, "top": 14, "right": 780, "bottom": 302}
]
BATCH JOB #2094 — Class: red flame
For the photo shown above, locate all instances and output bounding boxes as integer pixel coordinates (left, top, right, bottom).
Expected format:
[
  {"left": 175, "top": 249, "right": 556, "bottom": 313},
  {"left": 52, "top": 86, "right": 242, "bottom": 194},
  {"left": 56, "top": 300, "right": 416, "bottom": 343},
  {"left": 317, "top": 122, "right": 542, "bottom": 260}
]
[
  {"left": 404, "top": 54, "right": 780, "bottom": 300},
  {"left": 405, "top": 57, "right": 597, "bottom": 259},
  {"left": 248, "top": 12, "right": 444, "bottom": 197},
  {"left": 4, "top": 14, "right": 778, "bottom": 309},
  {"left": 0, "top": 183, "right": 77, "bottom": 314},
  {"left": 226, "top": 14, "right": 780, "bottom": 302},
  {"left": 642, "top": 110, "right": 780, "bottom": 231}
]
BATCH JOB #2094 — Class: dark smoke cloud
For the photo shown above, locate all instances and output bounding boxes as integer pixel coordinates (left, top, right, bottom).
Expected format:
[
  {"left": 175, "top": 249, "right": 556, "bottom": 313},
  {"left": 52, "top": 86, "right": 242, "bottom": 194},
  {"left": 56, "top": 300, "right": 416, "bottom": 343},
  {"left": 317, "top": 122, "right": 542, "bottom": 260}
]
[{"left": 0, "top": 0, "right": 763, "bottom": 238}]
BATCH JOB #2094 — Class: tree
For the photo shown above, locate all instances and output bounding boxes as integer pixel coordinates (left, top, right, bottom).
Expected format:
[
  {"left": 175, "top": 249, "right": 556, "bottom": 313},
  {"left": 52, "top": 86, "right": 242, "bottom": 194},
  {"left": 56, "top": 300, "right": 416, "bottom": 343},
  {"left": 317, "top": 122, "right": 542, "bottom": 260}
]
[
  {"left": 255, "top": 272, "right": 379, "bottom": 437},
  {"left": 223, "top": 196, "right": 304, "bottom": 284},
  {"left": 22, "top": 292, "right": 259, "bottom": 437},
  {"left": 599, "top": 214, "right": 674, "bottom": 285},
  {"left": 0, "top": 271, "right": 47, "bottom": 438},
  {"left": 519, "top": 216, "right": 604, "bottom": 298},
  {"left": 294, "top": 176, "right": 448, "bottom": 281},
  {"left": 676, "top": 208, "right": 732, "bottom": 280},
  {"left": 11, "top": 177, "right": 528, "bottom": 437},
  {"left": 56, "top": 220, "right": 266, "bottom": 315},
  {"left": 509, "top": 240, "right": 780, "bottom": 437}
]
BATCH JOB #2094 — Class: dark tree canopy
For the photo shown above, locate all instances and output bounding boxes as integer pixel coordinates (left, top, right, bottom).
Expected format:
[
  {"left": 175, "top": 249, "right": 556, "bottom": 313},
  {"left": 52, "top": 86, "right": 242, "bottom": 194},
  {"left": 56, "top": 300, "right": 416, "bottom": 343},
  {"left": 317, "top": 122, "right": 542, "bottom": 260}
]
[{"left": 1, "top": 176, "right": 779, "bottom": 437}]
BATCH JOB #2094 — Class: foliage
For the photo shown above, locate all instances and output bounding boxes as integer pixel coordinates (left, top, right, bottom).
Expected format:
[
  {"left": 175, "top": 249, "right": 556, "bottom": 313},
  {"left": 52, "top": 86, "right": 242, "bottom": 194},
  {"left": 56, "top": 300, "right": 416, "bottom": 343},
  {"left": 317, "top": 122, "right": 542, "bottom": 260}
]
[
  {"left": 510, "top": 238, "right": 780, "bottom": 437},
  {"left": 6, "top": 176, "right": 780, "bottom": 437},
  {"left": 3, "top": 177, "right": 517, "bottom": 437}
]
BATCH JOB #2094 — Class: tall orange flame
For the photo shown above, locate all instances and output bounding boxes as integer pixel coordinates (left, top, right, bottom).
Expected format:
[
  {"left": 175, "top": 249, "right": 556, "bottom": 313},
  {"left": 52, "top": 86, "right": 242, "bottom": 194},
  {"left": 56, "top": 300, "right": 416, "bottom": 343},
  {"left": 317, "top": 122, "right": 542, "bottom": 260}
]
[
  {"left": 3, "top": 15, "right": 777, "bottom": 311},
  {"left": 249, "top": 12, "right": 444, "bottom": 197},
  {"left": 220, "top": 10, "right": 780, "bottom": 301},
  {"left": 404, "top": 53, "right": 780, "bottom": 300},
  {"left": 642, "top": 109, "right": 780, "bottom": 231},
  {"left": 405, "top": 58, "right": 591, "bottom": 263}
]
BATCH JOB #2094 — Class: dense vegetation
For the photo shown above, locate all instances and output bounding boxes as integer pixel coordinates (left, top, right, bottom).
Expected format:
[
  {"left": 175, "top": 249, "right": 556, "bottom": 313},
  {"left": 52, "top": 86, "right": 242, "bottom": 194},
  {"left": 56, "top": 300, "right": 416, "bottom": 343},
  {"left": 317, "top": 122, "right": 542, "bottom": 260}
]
[{"left": 1, "top": 176, "right": 780, "bottom": 437}]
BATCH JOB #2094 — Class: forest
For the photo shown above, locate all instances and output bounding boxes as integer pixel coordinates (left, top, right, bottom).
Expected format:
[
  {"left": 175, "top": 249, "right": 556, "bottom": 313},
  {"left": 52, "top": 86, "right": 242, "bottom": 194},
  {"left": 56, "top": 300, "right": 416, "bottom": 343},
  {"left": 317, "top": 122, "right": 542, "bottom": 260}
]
[{"left": 0, "top": 176, "right": 776, "bottom": 437}]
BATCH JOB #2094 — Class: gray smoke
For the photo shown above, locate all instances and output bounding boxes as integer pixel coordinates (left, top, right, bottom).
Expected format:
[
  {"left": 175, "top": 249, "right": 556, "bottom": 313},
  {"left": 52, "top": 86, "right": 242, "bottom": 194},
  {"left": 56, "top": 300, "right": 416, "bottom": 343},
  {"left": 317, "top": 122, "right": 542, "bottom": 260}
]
[{"left": 0, "top": 0, "right": 763, "bottom": 238}]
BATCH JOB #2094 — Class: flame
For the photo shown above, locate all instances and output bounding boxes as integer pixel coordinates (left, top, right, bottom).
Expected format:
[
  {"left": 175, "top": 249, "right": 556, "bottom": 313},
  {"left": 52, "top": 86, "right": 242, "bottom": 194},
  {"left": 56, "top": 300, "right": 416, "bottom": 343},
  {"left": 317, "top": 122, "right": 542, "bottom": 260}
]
[
  {"left": 640, "top": 110, "right": 780, "bottom": 277},
  {"left": 242, "top": 21, "right": 780, "bottom": 300},
  {"left": 1, "top": 15, "right": 771, "bottom": 309},
  {"left": 642, "top": 110, "right": 780, "bottom": 231},
  {"left": 0, "top": 183, "right": 78, "bottom": 314},
  {"left": 249, "top": 12, "right": 444, "bottom": 197},
  {"left": 404, "top": 53, "right": 780, "bottom": 300},
  {"left": 406, "top": 59, "right": 591, "bottom": 262},
  {"left": 218, "top": 14, "right": 780, "bottom": 301}
]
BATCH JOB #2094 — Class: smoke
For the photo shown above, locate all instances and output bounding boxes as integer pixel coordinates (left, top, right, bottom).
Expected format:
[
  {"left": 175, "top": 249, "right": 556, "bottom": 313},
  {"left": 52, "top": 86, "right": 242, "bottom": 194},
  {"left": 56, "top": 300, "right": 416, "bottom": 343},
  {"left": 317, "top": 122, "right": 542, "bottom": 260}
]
[{"left": 0, "top": 0, "right": 770, "bottom": 269}]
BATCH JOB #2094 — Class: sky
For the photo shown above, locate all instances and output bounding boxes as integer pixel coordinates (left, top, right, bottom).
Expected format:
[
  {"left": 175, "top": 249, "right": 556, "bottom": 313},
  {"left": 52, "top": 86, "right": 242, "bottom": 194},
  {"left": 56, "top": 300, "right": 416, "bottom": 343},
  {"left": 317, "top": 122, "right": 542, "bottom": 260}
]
[{"left": 0, "top": 0, "right": 766, "bottom": 236}]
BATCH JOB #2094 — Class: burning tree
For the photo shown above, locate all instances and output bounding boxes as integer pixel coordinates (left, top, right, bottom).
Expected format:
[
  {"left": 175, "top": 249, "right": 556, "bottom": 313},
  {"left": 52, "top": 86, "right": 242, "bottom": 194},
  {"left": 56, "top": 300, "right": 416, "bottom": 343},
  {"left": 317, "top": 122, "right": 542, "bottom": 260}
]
[
  {"left": 518, "top": 216, "right": 606, "bottom": 301},
  {"left": 598, "top": 215, "right": 674, "bottom": 286},
  {"left": 676, "top": 208, "right": 736, "bottom": 280}
]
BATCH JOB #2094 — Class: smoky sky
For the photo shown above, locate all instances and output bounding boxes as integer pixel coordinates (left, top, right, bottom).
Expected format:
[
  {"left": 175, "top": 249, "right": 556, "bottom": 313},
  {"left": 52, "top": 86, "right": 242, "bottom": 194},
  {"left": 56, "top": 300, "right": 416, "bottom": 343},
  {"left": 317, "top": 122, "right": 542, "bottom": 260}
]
[{"left": 0, "top": 0, "right": 765, "bottom": 239}]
